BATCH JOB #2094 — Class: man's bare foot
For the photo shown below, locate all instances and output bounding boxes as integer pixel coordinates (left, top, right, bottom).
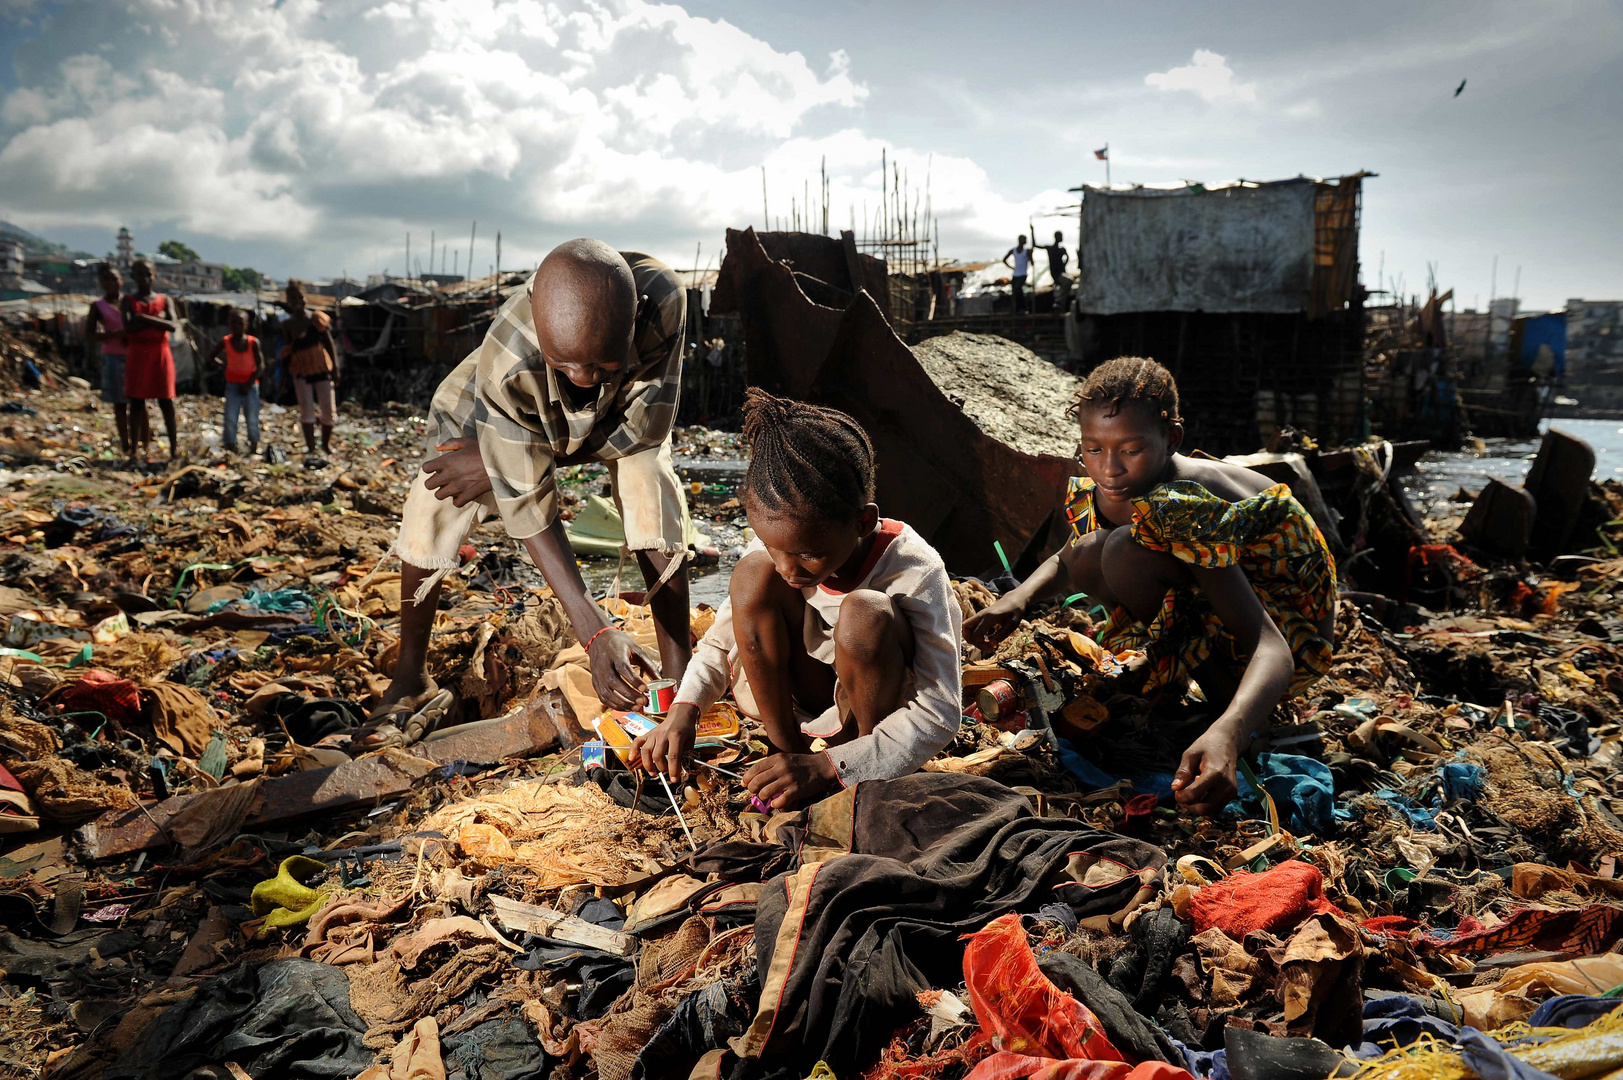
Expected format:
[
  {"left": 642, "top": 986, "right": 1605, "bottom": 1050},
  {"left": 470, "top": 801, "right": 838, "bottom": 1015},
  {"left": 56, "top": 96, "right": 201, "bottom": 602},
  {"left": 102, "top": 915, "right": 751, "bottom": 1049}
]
[{"left": 373, "top": 675, "right": 437, "bottom": 717}]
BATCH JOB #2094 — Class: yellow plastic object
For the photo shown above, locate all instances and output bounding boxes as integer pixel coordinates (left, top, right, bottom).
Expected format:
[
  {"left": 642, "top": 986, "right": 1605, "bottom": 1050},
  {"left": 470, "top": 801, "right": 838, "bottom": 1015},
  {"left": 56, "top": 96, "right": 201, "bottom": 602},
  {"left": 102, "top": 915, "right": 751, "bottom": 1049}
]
[
  {"left": 592, "top": 710, "right": 656, "bottom": 766},
  {"left": 249, "top": 855, "right": 332, "bottom": 933},
  {"left": 696, "top": 702, "right": 741, "bottom": 740}
]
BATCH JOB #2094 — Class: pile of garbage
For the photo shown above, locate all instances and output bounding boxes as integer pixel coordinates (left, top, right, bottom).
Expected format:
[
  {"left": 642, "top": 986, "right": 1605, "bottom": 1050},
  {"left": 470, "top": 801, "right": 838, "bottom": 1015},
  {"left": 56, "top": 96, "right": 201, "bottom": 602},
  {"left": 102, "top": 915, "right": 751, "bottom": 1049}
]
[{"left": 0, "top": 375, "right": 1621, "bottom": 1080}]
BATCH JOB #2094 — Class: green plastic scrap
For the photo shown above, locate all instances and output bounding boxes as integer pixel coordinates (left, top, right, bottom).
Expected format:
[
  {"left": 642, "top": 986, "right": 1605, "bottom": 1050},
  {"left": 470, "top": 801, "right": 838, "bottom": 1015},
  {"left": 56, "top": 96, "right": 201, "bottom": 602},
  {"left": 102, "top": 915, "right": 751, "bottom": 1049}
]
[
  {"left": 197, "top": 733, "right": 229, "bottom": 781},
  {"left": 249, "top": 855, "right": 333, "bottom": 936},
  {"left": 169, "top": 562, "right": 238, "bottom": 606}
]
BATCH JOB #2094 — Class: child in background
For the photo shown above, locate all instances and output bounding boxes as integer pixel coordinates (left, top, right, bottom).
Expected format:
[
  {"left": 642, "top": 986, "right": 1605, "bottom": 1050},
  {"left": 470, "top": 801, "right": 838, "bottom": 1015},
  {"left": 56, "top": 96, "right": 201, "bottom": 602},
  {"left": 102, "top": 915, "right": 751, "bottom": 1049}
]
[
  {"left": 83, "top": 263, "right": 131, "bottom": 462},
  {"left": 121, "top": 258, "right": 180, "bottom": 462},
  {"left": 280, "top": 280, "right": 339, "bottom": 462},
  {"left": 965, "top": 357, "right": 1337, "bottom": 816},
  {"left": 210, "top": 309, "right": 262, "bottom": 456},
  {"left": 634, "top": 389, "right": 963, "bottom": 810}
]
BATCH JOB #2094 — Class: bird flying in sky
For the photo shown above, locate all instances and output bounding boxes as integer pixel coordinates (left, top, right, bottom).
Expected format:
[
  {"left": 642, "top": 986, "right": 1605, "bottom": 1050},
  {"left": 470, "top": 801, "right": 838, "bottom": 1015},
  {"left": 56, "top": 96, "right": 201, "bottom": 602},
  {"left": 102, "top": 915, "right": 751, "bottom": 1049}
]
[{"left": 1454, "top": 78, "right": 1467, "bottom": 97}]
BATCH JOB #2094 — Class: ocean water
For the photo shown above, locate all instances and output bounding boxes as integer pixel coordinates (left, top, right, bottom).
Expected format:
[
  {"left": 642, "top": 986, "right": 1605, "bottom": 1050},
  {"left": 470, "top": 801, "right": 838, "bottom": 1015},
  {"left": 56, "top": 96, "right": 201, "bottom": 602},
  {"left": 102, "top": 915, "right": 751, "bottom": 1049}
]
[{"left": 1402, "top": 418, "right": 1623, "bottom": 512}]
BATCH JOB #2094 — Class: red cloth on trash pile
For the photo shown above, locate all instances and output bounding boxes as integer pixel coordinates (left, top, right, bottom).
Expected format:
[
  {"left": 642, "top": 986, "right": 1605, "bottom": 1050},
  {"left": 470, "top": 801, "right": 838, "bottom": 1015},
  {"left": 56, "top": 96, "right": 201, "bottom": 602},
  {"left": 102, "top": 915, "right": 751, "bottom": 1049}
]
[
  {"left": 961, "top": 915, "right": 1197, "bottom": 1080},
  {"left": 57, "top": 668, "right": 143, "bottom": 726},
  {"left": 1188, "top": 860, "right": 1346, "bottom": 938},
  {"left": 1361, "top": 915, "right": 1419, "bottom": 937}
]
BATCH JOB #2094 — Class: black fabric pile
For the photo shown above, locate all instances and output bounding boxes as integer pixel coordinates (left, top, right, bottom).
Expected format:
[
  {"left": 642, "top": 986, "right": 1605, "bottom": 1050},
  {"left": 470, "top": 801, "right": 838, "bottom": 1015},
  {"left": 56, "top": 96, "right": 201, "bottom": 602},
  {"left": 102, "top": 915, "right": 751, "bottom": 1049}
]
[
  {"left": 689, "top": 772, "right": 1168, "bottom": 1078},
  {"left": 110, "top": 959, "right": 372, "bottom": 1079}
]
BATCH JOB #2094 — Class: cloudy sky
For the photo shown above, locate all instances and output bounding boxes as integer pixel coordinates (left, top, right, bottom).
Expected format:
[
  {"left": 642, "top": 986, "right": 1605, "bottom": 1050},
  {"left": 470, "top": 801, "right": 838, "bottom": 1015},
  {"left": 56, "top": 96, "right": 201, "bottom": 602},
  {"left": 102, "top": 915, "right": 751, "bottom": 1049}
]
[{"left": 1, "top": 0, "right": 1618, "bottom": 310}]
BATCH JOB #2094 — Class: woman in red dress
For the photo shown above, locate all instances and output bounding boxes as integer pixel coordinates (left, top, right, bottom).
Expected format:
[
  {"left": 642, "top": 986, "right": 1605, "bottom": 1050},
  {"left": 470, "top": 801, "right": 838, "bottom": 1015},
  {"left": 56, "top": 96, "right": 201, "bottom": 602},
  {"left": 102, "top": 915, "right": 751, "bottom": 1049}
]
[{"left": 121, "top": 258, "right": 180, "bottom": 462}]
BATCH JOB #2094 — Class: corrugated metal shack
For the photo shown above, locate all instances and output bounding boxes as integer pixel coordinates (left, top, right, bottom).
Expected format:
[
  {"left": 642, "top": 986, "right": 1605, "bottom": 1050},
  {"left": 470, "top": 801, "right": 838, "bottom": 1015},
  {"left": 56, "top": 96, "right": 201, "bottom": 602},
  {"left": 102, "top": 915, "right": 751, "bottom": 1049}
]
[
  {"left": 335, "top": 276, "right": 514, "bottom": 408},
  {"left": 1066, "top": 175, "right": 1368, "bottom": 455}
]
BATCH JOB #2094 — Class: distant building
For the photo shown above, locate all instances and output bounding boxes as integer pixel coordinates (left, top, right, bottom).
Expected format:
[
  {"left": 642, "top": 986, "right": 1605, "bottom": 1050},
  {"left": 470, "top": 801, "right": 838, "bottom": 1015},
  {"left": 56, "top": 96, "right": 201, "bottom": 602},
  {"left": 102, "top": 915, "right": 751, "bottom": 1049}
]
[
  {"left": 116, "top": 227, "right": 133, "bottom": 272},
  {"left": 303, "top": 277, "right": 364, "bottom": 299},
  {"left": 151, "top": 252, "right": 225, "bottom": 293},
  {"left": 1562, "top": 299, "right": 1623, "bottom": 410},
  {"left": 0, "top": 239, "right": 23, "bottom": 289}
]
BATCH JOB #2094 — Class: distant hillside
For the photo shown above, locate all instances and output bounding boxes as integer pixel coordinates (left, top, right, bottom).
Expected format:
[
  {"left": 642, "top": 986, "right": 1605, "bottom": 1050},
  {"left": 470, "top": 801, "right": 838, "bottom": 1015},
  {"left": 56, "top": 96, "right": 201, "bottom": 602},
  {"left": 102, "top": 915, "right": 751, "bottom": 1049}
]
[{"left": 0, "top": 220, "right": 97, "bottom": 260}]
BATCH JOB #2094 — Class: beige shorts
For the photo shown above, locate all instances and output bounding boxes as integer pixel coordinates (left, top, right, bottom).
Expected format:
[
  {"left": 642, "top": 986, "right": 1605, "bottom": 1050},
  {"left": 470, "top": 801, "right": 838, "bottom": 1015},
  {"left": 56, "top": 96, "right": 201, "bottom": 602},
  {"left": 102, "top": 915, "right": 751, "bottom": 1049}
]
[
  {"left": 396, "top": 437, "right": 687, "bottom": 580},
  {"left": 295, "top": 375, "right": 336, "bottom": 426}
]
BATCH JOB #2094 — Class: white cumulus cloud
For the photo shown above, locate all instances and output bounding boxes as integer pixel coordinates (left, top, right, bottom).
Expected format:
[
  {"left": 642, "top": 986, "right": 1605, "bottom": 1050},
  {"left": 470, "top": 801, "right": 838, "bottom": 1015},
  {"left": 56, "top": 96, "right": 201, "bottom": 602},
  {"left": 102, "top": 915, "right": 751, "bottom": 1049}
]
[
  {"left": 0, "top": 0, "right": 1073, "bottom": 276},
  {"left": 1144, "top": 49, "right": 1258, "bottom": 104}
]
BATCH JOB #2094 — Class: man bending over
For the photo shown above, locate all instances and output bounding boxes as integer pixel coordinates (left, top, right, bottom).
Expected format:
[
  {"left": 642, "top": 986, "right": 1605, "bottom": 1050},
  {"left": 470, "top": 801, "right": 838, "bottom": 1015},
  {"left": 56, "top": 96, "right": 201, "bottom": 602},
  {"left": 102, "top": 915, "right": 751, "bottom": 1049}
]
[{"left": 373, "top": 239, "right": 691, "bottom": 739}]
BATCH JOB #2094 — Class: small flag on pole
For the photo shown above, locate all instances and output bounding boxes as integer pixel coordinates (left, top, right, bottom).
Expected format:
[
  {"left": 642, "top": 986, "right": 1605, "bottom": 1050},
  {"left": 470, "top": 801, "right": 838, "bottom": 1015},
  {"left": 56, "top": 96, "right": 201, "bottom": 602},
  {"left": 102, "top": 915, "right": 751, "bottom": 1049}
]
[{"left": 1093, "top": 145, "right": 1109, "bottom": 160}]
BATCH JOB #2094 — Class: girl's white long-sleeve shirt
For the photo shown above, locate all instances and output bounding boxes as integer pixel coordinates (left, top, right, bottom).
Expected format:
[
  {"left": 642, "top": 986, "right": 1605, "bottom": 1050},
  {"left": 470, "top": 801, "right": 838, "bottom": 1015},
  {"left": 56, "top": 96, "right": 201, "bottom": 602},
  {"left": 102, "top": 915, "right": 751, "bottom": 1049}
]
[{"left": 673, "top": 519, "right": 964, "bottom": 786}]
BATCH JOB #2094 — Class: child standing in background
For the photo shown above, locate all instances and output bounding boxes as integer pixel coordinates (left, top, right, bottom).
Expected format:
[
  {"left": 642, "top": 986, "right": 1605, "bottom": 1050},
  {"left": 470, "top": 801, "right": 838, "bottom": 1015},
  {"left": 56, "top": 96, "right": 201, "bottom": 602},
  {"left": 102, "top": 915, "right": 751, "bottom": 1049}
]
[
  {"left": 210, "top": 309, "right": 262, "bottom": 456},
  {"left": 121, "top": 257, "right": 180, "bottom": 463},
  {"left": 280, "top": 280, "right": 339, "bottom": 462},
  {"left": 84, "top": 263, "right": 132, "bottom": 462}
]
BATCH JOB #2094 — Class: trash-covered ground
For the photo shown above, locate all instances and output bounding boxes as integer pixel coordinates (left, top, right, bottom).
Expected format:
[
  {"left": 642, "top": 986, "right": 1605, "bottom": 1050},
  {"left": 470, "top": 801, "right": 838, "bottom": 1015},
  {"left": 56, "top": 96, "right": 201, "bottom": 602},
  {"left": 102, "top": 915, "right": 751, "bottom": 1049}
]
[{"left": 2, "top": 342, "right": 1623, "bottom": 1080}]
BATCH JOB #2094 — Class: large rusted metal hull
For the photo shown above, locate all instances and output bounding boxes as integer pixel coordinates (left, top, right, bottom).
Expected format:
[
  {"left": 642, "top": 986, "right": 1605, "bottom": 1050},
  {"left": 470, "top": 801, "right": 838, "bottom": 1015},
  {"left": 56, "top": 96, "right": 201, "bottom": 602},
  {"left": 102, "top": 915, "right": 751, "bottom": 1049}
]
[{"left": 713, "top": 227, "right": 1075, "bottom": 575}]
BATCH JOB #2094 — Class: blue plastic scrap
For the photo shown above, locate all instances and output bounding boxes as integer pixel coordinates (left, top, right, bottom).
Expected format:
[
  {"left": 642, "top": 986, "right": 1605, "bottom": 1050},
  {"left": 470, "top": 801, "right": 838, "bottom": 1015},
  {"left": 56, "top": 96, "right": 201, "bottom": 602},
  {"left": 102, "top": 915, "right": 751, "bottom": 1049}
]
[{"left": 1227, "top": 752, "right": 1338, "bottom": 835}]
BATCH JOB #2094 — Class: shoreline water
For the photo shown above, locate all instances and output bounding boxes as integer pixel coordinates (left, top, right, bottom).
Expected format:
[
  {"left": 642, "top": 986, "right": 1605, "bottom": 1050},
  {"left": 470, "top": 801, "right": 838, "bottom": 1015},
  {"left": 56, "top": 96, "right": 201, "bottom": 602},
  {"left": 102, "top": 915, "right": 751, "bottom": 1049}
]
[{"left": 1402, "top": 416, "right": 1623, "bottom": 514}]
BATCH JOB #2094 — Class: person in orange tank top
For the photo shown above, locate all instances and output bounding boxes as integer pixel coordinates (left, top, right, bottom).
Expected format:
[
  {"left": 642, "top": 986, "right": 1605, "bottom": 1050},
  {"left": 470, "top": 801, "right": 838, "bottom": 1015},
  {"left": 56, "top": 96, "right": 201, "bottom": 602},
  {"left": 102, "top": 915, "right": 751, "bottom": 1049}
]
[
  {"left": 209, "top": 308, "right": 263, "bottom": 455},
  {"left": 120, "top": 258, "right": 181, "bottom": 462}
]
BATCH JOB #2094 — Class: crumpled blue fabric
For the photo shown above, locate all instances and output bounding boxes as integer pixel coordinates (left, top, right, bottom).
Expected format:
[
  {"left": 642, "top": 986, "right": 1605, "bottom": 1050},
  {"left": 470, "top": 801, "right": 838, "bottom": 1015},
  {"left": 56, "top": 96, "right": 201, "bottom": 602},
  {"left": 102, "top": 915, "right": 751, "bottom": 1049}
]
[
  {"left": 1055, "top": 737, "right": 1175, "bottom": 800},
  {"left": 1528, "top": 995, "right": 1623, "bottom": 1029},
  {"left": 1457, "top": 1028, "right": 1561, "bottom": 1080},
  {"left": 1376, "top": 789, "right": 1439, "bottom": 829},
  {"left": 1179, "top": 1045, "right": 1228, "bottom": 1080},
  {"left": 1355, "top": 994, "right": 1606, "bottom": 1075},
  {"left": 1226, "top": 752, "right": 1338, "bottom": 835},
  {"left": 1021, "top": 901, "right": 1080, "bottom": 935},
  {"left": 1378, "top": 760, "right": 1485, "bottom": 831},
  {"left": 1357, "top": 994, "right": 1464, "bottom": 1056},
  {"left": 1439, "top": 761, "right": 1484, "bottom": 803}
]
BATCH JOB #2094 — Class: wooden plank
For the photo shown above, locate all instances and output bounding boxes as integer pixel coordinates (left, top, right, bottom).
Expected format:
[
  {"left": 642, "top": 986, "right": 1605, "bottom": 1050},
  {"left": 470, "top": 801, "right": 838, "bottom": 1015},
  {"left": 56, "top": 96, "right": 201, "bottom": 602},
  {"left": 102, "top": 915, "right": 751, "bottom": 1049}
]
[
  {"left": 79, "top": 701, "right": 562, "bottom": 861},
  {"left": 488, "top": 894, "right": 635, "bottom": 956}
]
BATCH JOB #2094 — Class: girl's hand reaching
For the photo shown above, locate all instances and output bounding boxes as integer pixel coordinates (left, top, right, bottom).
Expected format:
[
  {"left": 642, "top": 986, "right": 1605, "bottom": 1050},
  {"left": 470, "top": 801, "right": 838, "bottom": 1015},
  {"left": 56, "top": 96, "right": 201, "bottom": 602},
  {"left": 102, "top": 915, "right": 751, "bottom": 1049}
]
[{"left": 1171, "top": 720, "right": 1243, "bottom": 816}]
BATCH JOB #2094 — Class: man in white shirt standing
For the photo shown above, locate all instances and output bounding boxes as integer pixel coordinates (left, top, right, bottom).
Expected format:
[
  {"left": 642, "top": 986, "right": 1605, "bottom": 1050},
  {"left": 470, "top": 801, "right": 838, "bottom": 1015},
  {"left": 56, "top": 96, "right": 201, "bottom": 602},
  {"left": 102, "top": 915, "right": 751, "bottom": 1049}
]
[{"left": 1003, "top": 234, "right": 1033, "bottom": 314}]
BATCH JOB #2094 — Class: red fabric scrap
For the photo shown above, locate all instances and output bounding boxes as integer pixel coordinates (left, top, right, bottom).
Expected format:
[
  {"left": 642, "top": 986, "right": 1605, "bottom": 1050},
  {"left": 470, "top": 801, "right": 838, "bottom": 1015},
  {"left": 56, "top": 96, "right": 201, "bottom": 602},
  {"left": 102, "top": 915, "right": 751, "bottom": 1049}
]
[
  {"left": 1121, "top": 794, "right": 1160, "bottom": 836},
  {"left": 57, "top": 668, "right": 143, "bottom": 726},
  {"left": 961, "top": 915, "right": 1197, "bottom": 1080},
  {"left": 1360, "top": 915, "right": 1420, "bottom": 937},
  {"left": 1188, "top": 860, "right": 1346, "bottom": 939},
  {"left": 964, "top": 913, "right": 1125, "bottom": 1064}
]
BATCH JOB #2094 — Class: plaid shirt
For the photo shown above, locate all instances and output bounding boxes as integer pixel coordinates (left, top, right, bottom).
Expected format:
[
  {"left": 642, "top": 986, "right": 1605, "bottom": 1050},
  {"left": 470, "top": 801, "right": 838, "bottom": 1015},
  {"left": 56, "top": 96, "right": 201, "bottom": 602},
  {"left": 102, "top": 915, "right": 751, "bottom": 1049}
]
[{"left": 428, "top": 252, "right": 686, "bottom": 540}]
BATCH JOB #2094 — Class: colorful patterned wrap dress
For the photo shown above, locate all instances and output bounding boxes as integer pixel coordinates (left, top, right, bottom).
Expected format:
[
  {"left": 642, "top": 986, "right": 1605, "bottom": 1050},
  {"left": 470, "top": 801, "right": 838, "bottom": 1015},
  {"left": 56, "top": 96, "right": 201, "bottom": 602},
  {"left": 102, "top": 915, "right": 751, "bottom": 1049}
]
[{"left": 1064, "top": 475, "right": 1337, "bottom": 695}]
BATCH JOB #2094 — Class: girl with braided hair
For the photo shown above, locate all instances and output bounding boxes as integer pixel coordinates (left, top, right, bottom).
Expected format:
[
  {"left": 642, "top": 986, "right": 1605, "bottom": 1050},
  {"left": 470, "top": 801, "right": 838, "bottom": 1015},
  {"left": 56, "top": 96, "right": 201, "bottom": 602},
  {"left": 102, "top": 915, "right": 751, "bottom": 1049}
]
[
  {"left": 634, "top": 389, "right": 963, "bottom": 809},
  {"left": 966, "top": 357, "right": 1336, "bottom": 817}
]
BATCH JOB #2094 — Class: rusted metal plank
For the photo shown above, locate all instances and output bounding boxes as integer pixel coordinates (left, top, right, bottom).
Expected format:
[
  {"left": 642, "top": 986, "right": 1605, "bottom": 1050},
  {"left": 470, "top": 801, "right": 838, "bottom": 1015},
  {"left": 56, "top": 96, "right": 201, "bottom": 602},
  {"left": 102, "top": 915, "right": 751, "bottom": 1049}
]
[{"left": 78, "top": 701, "right": 562, "bottom": 861}]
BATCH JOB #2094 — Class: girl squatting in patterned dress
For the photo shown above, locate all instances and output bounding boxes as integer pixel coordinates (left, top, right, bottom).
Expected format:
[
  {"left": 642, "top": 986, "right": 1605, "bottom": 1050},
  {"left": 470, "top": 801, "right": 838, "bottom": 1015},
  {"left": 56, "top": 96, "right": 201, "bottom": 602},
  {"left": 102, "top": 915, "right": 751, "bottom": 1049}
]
[{"left": 966, "top": 357, "right": 1337, "bottom": 816}]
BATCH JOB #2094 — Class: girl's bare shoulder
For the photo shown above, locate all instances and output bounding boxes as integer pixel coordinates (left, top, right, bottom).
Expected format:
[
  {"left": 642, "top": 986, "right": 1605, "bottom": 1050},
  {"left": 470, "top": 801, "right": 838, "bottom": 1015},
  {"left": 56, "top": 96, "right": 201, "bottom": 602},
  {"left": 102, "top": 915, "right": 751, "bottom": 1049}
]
[{"left": 1169, "top": 455, "right": 1273, "bottom": 502}]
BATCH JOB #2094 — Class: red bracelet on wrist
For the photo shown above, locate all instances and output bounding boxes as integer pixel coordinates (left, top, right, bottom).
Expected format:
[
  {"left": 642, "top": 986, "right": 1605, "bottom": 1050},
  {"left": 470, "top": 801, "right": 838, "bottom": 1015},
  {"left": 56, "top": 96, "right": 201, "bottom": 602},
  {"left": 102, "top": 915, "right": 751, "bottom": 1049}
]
[{"left": 584, "top": 625, "right": 615, "bottom": 653}]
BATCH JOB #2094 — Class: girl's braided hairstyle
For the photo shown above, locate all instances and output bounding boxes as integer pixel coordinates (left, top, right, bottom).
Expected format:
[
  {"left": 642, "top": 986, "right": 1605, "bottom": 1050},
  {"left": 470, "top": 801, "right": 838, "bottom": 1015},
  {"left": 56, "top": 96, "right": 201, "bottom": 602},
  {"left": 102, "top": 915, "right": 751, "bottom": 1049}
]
[
  {"left": 1071, "top": 356, "right": 1183, "bottom": 426},
  {"left": 741, "top": 388, "right": 875, "bottom": 521}
]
